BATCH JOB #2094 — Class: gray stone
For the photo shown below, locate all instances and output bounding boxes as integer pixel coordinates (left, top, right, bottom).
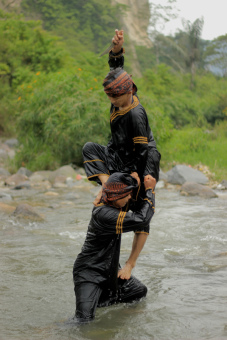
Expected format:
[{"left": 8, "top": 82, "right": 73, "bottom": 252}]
[
  {"left": 13, "top": 181, "right": 31, "bottom": 190},
  {"left": 166, "top": 165, "right": 208, "bottom": 185},
  {"left": 16, "top": 167, "right": 33, "bottom": 177},
  {"left": 5, "top": 174, "right": 28, "bottom": 186},
  {"left": 156, "top": 180, "right": 165, "bottom": 189},
  {"left": 0, "top": 192, "right": 12, "bottom": 201},
  {"left": 180, "top": 182, "right": 218, "bottom": 198},
  {"left": 159, "top": 169, "right": 168, "bottom": 181},
  {"left": 4, "top": 138, "right": 19, "bottom": 148},
  {"left": 49, "top": 165, "right": 77, "bottom": 183},
  {"left": 221, "top": 180, "right": 227, "bottom": 189},
  {"left": 12, "top": 203, "right": 43, "bottom": 221},
  {"left": 31, "top": 171, "right": 53, "bottom": 182},
  {"left": 63, "top": 192, "right": 80, "bottom": 201}
]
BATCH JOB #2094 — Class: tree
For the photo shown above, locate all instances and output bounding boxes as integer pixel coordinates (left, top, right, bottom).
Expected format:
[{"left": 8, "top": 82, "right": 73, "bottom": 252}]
[
  {"left": 182, "top": 17, "right": 204, "bottom": 89},
  {"left": 148, "top": 0, "right": 178, "bottom": 64},
  {"left": 204, "top": 34, "right": 227, "bottom": 77}
]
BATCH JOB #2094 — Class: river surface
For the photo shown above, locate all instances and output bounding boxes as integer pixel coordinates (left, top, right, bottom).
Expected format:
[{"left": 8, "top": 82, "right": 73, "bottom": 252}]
[{"left": 1, "top": 186, "right": 227, "bottom": 340}]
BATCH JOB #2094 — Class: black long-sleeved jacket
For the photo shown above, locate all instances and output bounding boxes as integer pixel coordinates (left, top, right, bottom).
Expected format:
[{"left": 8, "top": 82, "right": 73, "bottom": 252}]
[
  {"left": 73, "top": 189, "right": 155, "bottom": 292},
  {"left": 106, "top": 50, "right": 160, "bottom": 180}
]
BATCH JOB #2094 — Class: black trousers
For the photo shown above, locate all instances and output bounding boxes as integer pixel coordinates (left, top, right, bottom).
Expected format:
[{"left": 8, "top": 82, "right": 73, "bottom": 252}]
[
  {"left": 74, "top": 276, "right": 147, "bottom": 323},
  {"left": 82, "top": 142, "right": 160, "bottom": 185}
]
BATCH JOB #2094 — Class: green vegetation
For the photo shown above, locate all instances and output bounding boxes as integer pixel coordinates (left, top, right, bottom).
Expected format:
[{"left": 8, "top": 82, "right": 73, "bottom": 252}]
[
  {"left": 0, "top": 4, "right": 226, "bottom": 181},
  {"left": 160, "top": 122, "right": 227, "bottom": 181}
]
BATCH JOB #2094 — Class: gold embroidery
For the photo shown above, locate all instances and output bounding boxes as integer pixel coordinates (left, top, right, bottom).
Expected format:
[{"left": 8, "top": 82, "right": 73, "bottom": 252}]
[
  {"left": 133, "top": 136, "right": 148, "bottom": 144},
  {"left": 116, "top": 211, "right": 126, "bottom": 234},
  {"left": 110, "top": 96, "right": 139, "bottom": 123},
  {"left": 84, "top": 159, "right": 104, "bottom": 163},
  {"left": 87, "top": 173, "right": 109, "bottom": 179}
]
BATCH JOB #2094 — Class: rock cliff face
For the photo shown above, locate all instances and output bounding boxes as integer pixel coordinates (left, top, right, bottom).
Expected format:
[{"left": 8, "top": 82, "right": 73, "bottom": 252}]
[
  {"left": 112, "top": 0, "right": 152, "bottom": 77},
  {"left": 112, "top": 0, "right": 152, "bottom": 48}
]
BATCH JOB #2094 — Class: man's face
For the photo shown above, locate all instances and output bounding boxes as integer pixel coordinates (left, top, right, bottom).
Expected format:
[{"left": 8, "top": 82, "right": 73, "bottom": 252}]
[
  {"left": 107, "top": 93, "right": 132, "bottom": 108},
  {"left": 113, "top": 193, "right": 132, "bottom": 209}
]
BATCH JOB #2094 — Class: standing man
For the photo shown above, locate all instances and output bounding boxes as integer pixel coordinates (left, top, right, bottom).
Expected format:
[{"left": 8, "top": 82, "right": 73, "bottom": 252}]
[{"left": 73, "top": 172, "right": 155, "bottom": 323}]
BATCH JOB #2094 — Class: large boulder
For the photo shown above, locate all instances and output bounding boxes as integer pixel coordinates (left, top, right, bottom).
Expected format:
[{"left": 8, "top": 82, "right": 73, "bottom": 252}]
[
  {"left": 5, "top": 174, "right": 28, "bottom": 186},
  {"left": 166, "top": 165, "right": 208, "bottom": 185},
  {"left": 180, "top": 182, "right": 218, "bottom": 198},
  {"left": 49, "top": 165, "right": 77, "bottom": 184},
  {"left": 159, "top": 169, "right": 168, "bottom": 181},
  {"left": 12, "top": 203, "right": 44, "bottom": 221},
  {"left": 16, "top": 167, "right": 33, "bottom": 177}
]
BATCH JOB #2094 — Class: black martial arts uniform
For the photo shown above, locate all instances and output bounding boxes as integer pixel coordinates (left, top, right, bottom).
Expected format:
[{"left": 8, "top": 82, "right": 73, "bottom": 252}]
[
  {"left": 83, "top": 49, "right": 161, "bottom": 194},
  {"left": 73, "top": 187, "right": 155, "bottom": 323}
]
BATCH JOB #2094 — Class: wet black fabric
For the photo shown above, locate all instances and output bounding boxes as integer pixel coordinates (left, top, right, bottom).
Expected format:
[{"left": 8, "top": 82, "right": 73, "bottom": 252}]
[
  {"left": 83, "top": 52, "right": 161, "bottom": 183},
  {"left": 73, "top": 188, "right": 155, "bottom": 322},
  {"left": 75, "top": 276, "right": 147, "bottom": 322}
]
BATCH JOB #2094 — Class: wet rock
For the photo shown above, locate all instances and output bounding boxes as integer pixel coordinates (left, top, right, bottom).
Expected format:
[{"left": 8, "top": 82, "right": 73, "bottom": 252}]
[
  {"left": 5, "top": 174, "right": 28, "bottom": 187},
  {"left": 49, "top": 165, "right": 77, "bottom": 183},
  {"left": 44, "top": 191, "right": 59, "bottom": 196},
  {"left": 0, "top": 192, "right": 13, "bottom": 201},
  {"left": 0, "top": 202, "right": 15, "bottom": 213},
  {"left": 12, "top": 203, "right": 44, "bottom": 221},
  {"left": 13, "top": 181, "right": 31, "bottom": 190},
  {"left": 54, "top": 175, "right": 67, "bottom": 184},
  {"left": 29, "top": 173, "right": 52, "bottom": 189},
  {"left": 64, "top": 192, "right": 80, "bottom": 201},
  {"left": 16, "top": 167, "right": 33, "bottom": 177},
  {"left": 156, "top": 180, "right": 165, "bottom": 189},
  {"left": 66, "top": 177, "right": 75, "bottom": 188},
  {"left": 30, "top": 170, "right": 53, "bottom": 182},
  {"left": 166, "top": 165, "right": 208, "bottom": 185},
  {"left": 53, "top": 182, "right": 67, "bottom": 188},
  {"left": 159, "top": 169, "right": 168, "bottom": 181},
  {"left": 4, "top": 138, "right": 19, "bottom": 148},
  {"left": 221, "top": 180, "right": 227, "bottom": 189},
  {"left": 180, "top": 182, "right": 218, "bottom": 198}
]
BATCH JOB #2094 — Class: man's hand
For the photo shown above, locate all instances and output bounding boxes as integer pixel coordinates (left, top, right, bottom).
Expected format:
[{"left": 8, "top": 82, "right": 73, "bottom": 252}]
[
  {"left": 112, "top": 29, "right": 124, "bottom": 54},
  {"left": 131, "top": 171, "right": 140, "bottom": 186},
  {"left": 118, "top": 262, "right": 133, "bottom": 280},
  {"left": 144, "top": 174, "right": 156, "bottom": 191}
]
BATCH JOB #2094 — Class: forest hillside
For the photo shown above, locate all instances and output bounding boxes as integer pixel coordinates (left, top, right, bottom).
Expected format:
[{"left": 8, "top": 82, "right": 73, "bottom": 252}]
[{"left": 0, "top": 0, "right": 226, "bottom": 180}]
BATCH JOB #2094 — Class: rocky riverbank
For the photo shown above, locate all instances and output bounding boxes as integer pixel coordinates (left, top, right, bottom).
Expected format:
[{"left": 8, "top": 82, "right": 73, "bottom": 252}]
[{"left": 0, "top": 138, "right": 227, "bottom": 220}]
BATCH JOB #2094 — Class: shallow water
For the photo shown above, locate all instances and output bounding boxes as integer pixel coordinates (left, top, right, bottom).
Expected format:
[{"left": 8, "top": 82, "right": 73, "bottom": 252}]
[{"left": 1, "top": 187, "right": 227, "bottom": 340}]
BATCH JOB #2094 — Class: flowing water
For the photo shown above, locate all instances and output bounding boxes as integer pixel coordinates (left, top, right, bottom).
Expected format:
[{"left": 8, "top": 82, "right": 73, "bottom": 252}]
[{"left": 1, "top": 186, "right": 227, "bottom": 340}]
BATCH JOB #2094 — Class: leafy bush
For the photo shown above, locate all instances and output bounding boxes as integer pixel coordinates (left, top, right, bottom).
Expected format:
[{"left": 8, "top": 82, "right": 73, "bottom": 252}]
[
  {"left": 0, "top": 10, "right": 65, "bottom": 88},
  {"left": 14, "top": 67, "right": 110, "bottom": 170}
]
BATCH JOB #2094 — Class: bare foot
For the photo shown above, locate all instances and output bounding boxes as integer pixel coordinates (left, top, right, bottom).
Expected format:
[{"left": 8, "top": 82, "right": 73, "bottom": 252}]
[
  {"left": 118, "top": 262, "right": 133, "bottom": 280},
  {"left": 93, "top": 188, "right": 103, "bottom": 206}
]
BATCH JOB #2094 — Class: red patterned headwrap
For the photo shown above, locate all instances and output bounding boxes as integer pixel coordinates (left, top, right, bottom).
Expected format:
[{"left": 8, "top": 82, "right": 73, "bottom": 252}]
[
  {"left": 101, "top": 172, "right": 138, "bottom": 204},
  {"left": 103, "top": 68, "right": 136, "bottom": 97}
]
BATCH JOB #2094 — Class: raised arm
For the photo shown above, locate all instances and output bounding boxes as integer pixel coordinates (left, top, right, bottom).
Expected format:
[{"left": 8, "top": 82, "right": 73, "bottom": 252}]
[{"left": 108, "top": 29, "right": 125, "bottom": 70}]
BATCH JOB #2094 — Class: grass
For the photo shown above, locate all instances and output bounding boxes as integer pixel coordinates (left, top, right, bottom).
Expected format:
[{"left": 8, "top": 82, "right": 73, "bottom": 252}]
[{"left": 159, "top": 121, "right": 227, "bottom": 182}]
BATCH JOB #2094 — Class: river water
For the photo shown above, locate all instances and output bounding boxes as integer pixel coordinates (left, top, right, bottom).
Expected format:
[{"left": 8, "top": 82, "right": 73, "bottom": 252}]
[{"left": 1, "top": 186, "right": 227, "bottom": 340}]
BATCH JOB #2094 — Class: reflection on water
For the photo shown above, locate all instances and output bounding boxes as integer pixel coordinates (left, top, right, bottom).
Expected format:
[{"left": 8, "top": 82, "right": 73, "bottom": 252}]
[{"left": 0, "top": 188, "right": 227, "bottom": 340}]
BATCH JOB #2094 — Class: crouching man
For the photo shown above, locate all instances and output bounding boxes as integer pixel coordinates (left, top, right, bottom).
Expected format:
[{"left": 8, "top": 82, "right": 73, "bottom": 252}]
[{"left": 72, "top": 172, "right": 155, "bottom": 323}]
